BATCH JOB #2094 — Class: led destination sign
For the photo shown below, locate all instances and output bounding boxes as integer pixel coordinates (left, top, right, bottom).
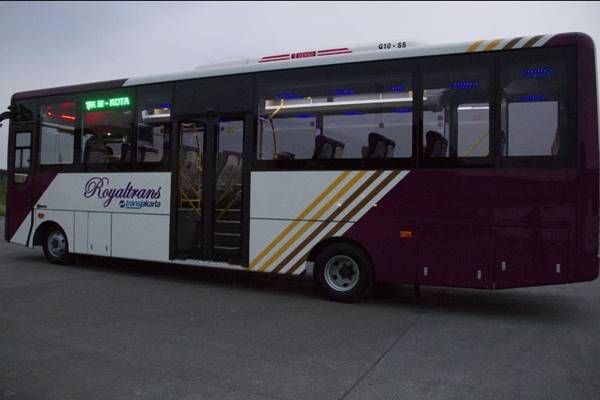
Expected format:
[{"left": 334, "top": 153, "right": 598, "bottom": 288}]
[{"left": 84, "top": 96, "right": 131, "bottom": 111}]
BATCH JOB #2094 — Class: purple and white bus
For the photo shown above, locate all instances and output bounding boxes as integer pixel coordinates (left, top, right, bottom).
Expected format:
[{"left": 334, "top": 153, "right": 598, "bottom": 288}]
[{"left": 3, "top": 32, "right": 598, "bottom": 301}]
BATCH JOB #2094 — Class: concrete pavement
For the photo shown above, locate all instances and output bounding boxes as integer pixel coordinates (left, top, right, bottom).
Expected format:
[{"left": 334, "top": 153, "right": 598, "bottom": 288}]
[{"left": 1, "top": 219, "right": 599, "bottom": 400}]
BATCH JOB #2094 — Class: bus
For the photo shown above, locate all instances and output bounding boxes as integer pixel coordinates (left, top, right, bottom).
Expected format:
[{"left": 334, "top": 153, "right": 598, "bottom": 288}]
[{"left": 3, "top": 32, "right": 598, "bottom": 302}]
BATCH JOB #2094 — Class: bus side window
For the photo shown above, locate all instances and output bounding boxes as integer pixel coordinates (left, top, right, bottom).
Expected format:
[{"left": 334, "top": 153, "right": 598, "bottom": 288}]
[
  {"left": 136, "top": 84, "right": 171, "bottom": 165},
  {"left": 39, "top": 100, "right": 76, "bottom": 165},
  {"left": 81, "top": 93, "right": 134, "bottom": 166},
  {"left": 14, "top": 131, "right": 31, "bottom": 183},
  {"left": 422, "top": 61, "right": 491, "bottom": 160},
  {"left": 500, "top": 54, "right": 569, "bottom": 159},
  {"left": 257, "top": 72, "right": 413, "bottom": 161}
]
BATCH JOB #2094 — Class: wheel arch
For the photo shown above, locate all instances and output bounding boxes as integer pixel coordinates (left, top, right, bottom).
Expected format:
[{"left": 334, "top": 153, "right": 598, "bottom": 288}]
[
  {"left": 33, "top": 220, "right": 68, "bottom": 247},
  {"left": 306, "top": 236, "right": 374, "bottom": 272}
]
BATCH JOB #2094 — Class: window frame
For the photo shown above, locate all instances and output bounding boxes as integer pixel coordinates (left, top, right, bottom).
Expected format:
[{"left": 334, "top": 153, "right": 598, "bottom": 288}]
[
  {"left": 38, "top": 95, "right": 79, "bottom": 170},
  {"left": 253, "top": 58, "right": 419, "bottom": 171},
  {"left": 495, "top": 46, "right": 577, "bottom": 169},
  {"left": 133, "top": 83, "right": 174, "bottom": 172},
  {"left": 418, "top": 52, "right": 496, "bottom": 169},
  {"left": 78, "top": 88, "right": 136, "bottom": 172}
]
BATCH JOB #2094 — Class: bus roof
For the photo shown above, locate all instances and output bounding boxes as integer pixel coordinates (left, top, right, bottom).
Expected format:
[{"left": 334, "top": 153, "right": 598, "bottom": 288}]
[{"left": 12, "top": 33, "right": 579, "bottom": 101}]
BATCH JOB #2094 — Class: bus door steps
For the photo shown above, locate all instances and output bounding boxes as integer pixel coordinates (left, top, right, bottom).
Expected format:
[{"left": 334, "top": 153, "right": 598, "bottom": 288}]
[
  {"left": 215, "top": 232, "right": 241, "bottom": 237},
  {"left": 214, "top": 245, "right": 241, "bottom": 251},
  {"left": 216, "top": 208, "right": 241, "bottom": 220}
]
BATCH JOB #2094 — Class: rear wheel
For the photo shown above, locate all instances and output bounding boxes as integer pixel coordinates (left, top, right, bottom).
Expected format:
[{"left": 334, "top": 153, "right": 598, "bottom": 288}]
[
  {"left": 42, "top": 227, "right": 70, "bottom": 264},
  {"left": 314, "top": 242, "right": 374, "bottom": 302}
]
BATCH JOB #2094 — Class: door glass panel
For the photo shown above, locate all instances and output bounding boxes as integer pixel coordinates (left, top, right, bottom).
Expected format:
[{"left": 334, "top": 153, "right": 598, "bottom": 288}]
[
  {"left": 214, "top": 120, "right": 244, "bottom": 258},
  {"left": 176, "top": 122, "right": 205, "bottom": 255},
  {"left": 14, "top": 131, "right": 31, "bottom": 183}
]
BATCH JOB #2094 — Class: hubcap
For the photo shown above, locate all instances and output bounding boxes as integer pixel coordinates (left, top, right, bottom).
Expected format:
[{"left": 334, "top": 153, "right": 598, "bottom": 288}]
[
  {"left": 47, "top": 231, "right": 67, "bottom": 259},
  {"left": 324, "top": 255, "right": 359, "bottom": 292}
]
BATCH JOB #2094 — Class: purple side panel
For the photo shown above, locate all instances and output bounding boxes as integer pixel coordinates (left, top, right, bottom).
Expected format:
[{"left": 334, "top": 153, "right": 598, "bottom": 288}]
[
  {"left": 5, "top": 171, "right": 57, "bottom": 242},
  {"left": 346, "top": 221, "right": 419, "bottom": 284},
  {"left": 345, "top": 33, "right": 599, "bottom": 289},
  {"left": 346, "top": 168, "right": 579, "bottom": 288},
  {"left": 493, "top": 169, "right": 576, "bottom": 287},
  {"left": 418, "top": 225, "right": 491, "bottom": 288},
  {"left": 345, "top": 170, "right": 496, "bottom": 286},
  {"left": 547, "top": 33, "right": 600, "bottom": 282}
]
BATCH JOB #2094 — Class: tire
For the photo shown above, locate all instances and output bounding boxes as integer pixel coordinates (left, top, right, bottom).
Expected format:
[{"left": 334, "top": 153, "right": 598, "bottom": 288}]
[
  {"left": 314, "top": 242, "right": 374, "bottom": 303},
  {"left": 42, "top": 226, "right": 70, "bottom": 265}
]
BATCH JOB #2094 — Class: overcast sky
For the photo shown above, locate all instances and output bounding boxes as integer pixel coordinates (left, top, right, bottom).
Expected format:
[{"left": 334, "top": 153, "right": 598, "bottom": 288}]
[{"left": 1, "top": 1, "right": 599, "bottom": 169}]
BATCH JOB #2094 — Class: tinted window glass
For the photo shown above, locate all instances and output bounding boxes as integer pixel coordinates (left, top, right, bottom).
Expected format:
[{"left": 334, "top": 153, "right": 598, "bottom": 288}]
[
  {"left": 457, "top": 102, "right": 489, "bottom": 157},
  {"left": 81, "top": 94, "right": 133, "bottom": 165},
  {"left": 137, "top": 85, "right": 171, "bottom": 164},
  {"left": 323, "top": 109, "right": 412, "bottom": 159},
  {"left": 14, "top": 132, "right": 31, "bottom": 170},
  {"left": 422, "top": 63, "right": 490, "bottom": 159},
  {"left": 258, "top": 116, "right": 316, "bottom": 160},
  {"left": 500, "top": 54, "right": 568, "bottom": 158},
  {"left": 258, "top": 70, "right": 412, "bottom": 160},
  {"left": 40, "top": 101, "right": 76, "bottom": 165}
]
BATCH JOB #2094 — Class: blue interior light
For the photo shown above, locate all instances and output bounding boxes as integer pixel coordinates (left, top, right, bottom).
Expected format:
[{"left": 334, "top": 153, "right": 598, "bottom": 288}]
[
  {"left": 392, "top": 107, "right": 412, "bottom": 113},
  {"left": 334, "top": 89, "right": 356, "bottom": 96},
  {"left": 275, "top": 92, "right": 303, "bottom": 100},
  {"left": 519, "top": 95, "right": 546, "bottom": 102},
  {"left": 296, "top": 114, "right": 315, "bottom": 119},
  {"left": 521, "top": 67, "right": 554, "bottom": 78},
  {"left": 449, "top": 80, "right": 480, "bottom": 90},
  {"left": 342, "top": 111, "right": 364, "bottom": 116},
  {"left": 389, "top": 85, "right": 406, "bottom": 92}
]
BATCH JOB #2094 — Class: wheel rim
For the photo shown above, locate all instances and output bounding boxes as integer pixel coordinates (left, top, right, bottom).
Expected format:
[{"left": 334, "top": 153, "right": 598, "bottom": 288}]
[
  {"left": 324, "top": 255, "right": 360, "bottom": 292},
  {"left": 47, "top": 230, "right": 67, "bottom": 259}
]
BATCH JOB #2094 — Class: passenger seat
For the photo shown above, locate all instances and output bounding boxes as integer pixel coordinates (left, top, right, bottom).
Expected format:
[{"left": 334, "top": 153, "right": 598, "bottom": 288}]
[
  {"left": 424, "top": 131, "right": 448, "bottom": 157},
  {"left": 364, "top": 132, "right": 395, "bottom": 158},
  {"left": 312, "top": 135, "right": 345, "bottom": 159}
]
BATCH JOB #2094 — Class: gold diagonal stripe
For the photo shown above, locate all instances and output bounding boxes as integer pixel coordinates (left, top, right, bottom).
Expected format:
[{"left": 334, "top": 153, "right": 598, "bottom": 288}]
[
  {"left": 288, "top": 171, "right": 401, "bottom": 275},
  {"left": 271, "top": 170, "right": 386, "bottom": 274},
  {"left": 257, "top": 171, "right": 369, "bottom": 272},
  {"left": 466, "top": 40, "right": 483, "bottom": 53},
  {"left": 483, "top": 38, "right": 503, "bottom": 52},
  {"left": 249, "top": 171, "right": 351, "bottom": 270},
  {"left": 503, "top": 36, "right": 523, "bottom": 50},
  {"left": 522, "top": 35, "right": 544, "bottom": 48}
]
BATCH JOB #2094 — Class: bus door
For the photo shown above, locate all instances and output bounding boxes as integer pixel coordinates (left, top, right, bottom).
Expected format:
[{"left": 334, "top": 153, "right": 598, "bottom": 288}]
[
  {"left": 174, "top": 116, "right": 246, "bottom": 263},
  {"left": 6, "top": 120, "right": 36, "bottom": 244}
]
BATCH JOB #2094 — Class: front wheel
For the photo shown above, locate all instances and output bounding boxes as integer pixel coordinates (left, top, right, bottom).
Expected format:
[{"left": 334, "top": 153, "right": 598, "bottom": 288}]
[
  {"left": 314, "top": 242, "right": 374, "bottom": 302},
  {"left": 42, "top": 227, "right": 70, "bottom": 264}
]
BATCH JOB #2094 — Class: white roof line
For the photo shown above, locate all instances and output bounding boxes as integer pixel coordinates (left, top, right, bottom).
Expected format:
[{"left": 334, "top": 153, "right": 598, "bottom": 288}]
[
  {"left": 124, "top": 41, "right": 471, "bottom": 87},
  {"left": 123, "top": 34, "right": 555, "bottom": 87}
]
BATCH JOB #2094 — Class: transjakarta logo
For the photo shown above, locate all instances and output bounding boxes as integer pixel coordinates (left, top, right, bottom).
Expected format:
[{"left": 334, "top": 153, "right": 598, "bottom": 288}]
[{"left": 84, "top": 177, "right": 162, "bottom": 209}]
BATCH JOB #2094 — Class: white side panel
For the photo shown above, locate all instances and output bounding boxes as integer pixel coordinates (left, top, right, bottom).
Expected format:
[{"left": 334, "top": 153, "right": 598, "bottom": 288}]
[
  {"left": 10, "top": 211, "right": 32, "bottom": 246},
  {"left": 34, "top": 210, "right": 75, "bottom": 251},
  {"left": 74, "top": 211, "right": 88, "bottom": 254},
  {"left": 88, "top": 212, "right": 111, "bottom": 256},
  {"left": 251, "top": 171, "right": 345, "bottom": 220},
  {"left": 111, "top": 214, "right": 170, "bottom": 262},
  {"left": 36, "top": 173, "right": 170, "bottom": 215},
  {"left": 277, "top": 172, "right": 408, "bottom": 274},
  {"left": 249, "top": 170, "right": 409, "bottom": 274},
  {"left": 249, "top": 218, "right": 292, "bottom": 266}
]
